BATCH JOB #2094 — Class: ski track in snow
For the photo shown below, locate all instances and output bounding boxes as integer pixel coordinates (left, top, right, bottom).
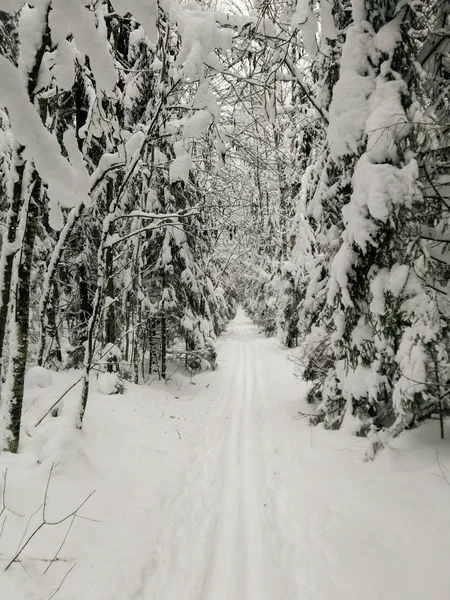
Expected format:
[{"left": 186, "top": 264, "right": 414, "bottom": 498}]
[
  {"left": 138, "top": 309, "right": 297, "bottom": 600},
  {"left": 202, "top": 317, "right": 266, "bottom": 600}
]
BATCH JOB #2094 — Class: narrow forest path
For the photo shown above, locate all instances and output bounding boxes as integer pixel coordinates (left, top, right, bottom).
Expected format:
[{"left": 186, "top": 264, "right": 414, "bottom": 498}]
[
  {"left": 136, "top": 308, "right": 302, "bottom": 600},
  {"left": 201, "top": 314, "right": 274, "bottom": 600},
  {"left": 119, "top": 307, "right": 309, "bottom": 600}
]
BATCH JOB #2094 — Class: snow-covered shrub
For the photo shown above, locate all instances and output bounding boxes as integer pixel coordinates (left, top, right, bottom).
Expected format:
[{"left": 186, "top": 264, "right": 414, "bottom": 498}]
[
  {"left": 97, "top": 372, "right": 122, "bottom": 395},
  {"left": 100, "top": 343, "right": 122, "bottom": 373}
]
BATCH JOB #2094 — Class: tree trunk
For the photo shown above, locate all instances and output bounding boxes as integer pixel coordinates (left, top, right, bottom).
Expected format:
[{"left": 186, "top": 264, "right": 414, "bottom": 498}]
[
  {"left": 124, "top": 291, "right": 130, "bottom": 361},
  {"left": 7, "top": 177, "right": 40, "bottom": 452},
  {"left": 0, "top": 148, "right": 27, "bottom": 373},
  {"left": 38, "top": 203, "right": 85, "bottom": 365},
  {"left": 161, "top": 315, "right": 167, "bottom": 380},
  {"left": 148, "top": 320, "right": 154, "bottom": 375},
  {"left": 104, "top": 245, "right": 116, "bottom": 344},
  {"left": 44, "top": 281, "right": 62, "bottom": 365},
  {"left": 78, "top": 262, "right": 90, "bottom": 345},
  {"left": 104, "top": 181, "right": 116, "bottom": 345}
]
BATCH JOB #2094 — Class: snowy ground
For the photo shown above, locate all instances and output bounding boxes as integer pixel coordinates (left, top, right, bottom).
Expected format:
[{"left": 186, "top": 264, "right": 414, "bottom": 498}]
[{"left": 1, "top": 309, "right": 450, "bottom": 599}]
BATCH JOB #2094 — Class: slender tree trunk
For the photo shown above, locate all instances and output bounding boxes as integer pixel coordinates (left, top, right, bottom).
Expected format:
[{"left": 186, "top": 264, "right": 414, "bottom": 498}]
[
  {"left": 141, "top": 329, "right": 147, "bottom": 382},
  {"left": 124, "top": 291, "right": 130, "bottom": 361},
  {"left": 79, "top": 292, "right": 101, "bottom": 427},
  {"left": 43, "top": 281, "right": 62, "bottom": 366},
  {"left": 38, "top": 203, "right": 85, "bottom": 365},
  {"left": 78, "top": 262, "right": 90, "bottom": 345},
  {"left": 104, "top": 181, "right": 116, "bottom": 345},
  {"left": 0, "top": 148, "right": 27, "bottom": 372},
  {"left": 7, "top": 177, "right": 40, "bottom": 452},
  {"left": 148, "top": 320, "right": 153, "bottom": 375},
  {"left": 79, "top": 183, "right": 117, "bottom": 425},
  {"left": 129, "top": 296, "right": 136, "bottom": 379},
  {"left": 134, "top": 292, "right": 142, "bottom": 383},
  {"left": 161, "top": 315, "right": 167, "bottom": 380},
  {"left": 104, "top": 246, "right": 116, "bottom": 344},
  {"left": 131, "top": 234, "right": 142, "bottom": 384}
]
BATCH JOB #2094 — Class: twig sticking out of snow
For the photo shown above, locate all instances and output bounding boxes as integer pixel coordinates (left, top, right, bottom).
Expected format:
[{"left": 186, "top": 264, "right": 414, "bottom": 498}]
[
  {"left": 0, "top": 468, "right": 25, "bottom": 540},
  {"left": 47, "top": 563, "right": 76, "bottom": 600},
  {"left": 4, "top": 463, "right": 95, "bottom": 571},
  {"left": 434, "top": 450, "right": 450, "bottom": 487},
  {"left": 34, "top": 377, "right": 84, "bottom": 428}
]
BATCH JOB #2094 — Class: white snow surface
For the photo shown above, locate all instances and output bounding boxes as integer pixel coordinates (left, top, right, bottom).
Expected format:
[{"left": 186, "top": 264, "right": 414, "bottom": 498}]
[
  {"left": 291, "top": 0, "right": 318, "bottom": 58},
  {"left": 1, "top": 310, "right": 450, "bottom": 599},
  {"left": 170, "top": 141, "right": 194, "bottom": 183},
  {"left": 97, "top": 372, "right": 120, "bottom": 395},
  {"left": 25, "top": 365, "right": 53, "bottom": 388},
  {"left": 183, "top": 109, "right": 212, "bottom": 139},
  {"left": 0, "top": 56, "right": 90, "bottom": 213}
]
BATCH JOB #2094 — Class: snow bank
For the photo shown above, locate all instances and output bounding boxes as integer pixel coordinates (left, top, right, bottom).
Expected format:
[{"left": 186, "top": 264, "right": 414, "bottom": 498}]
[
  {"left": 25, "top": 365, "right": 53, "bottom": 388},
  {"left": 97, "top": 372, "right": 120, "bottom": 395}
]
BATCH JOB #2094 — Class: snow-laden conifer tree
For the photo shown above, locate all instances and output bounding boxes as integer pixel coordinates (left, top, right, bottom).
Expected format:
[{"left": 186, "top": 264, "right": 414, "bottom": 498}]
[{"left": 305, "top": 0, "right": 450, "bottom": 452}]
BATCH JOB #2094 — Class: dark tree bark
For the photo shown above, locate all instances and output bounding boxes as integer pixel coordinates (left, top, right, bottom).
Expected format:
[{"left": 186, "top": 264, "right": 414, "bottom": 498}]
[
  {"left": 37, "top": 203, "right": 86, "bottom": 366},
  {"left": 0, "top": 149, "right": 26, "bottom": 372},
  {"left": 104, "top": 246, "right": 116, "bottom": 344},
  {"left": 104, "top": 182, "right": 116, "bottom": 346},
  {"left": 7, "top": 177, "right": 40, "bottom": 452},
  {"left": 161, "top": 314, "right": 167, "bottom": 380}
]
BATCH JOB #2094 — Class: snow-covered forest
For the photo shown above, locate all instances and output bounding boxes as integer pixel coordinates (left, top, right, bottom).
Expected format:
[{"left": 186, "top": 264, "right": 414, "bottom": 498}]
[{"left": 0, "top": 0, "right": 449, "bottom": 598}]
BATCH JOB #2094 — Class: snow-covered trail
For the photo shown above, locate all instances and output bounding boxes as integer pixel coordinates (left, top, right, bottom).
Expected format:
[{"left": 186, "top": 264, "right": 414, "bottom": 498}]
[
  {"left": 202, "top": 315, "right": 267, "bottom": 600},
  {"left": 124, "top": 308, "right": 301, "bottom": 600},
  {"left": 114, "top": 308, "right": 296, "bottom": 600}
]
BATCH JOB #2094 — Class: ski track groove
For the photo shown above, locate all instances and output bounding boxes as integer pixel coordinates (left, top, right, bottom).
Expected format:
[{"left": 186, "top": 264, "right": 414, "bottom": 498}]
[
  {"left": 202, "top": 318, "right": 267, "bottom": 600},
  {"left": 136, "top": 314, "right": 297, "bottom": 600}
]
